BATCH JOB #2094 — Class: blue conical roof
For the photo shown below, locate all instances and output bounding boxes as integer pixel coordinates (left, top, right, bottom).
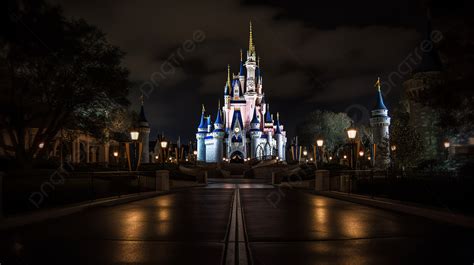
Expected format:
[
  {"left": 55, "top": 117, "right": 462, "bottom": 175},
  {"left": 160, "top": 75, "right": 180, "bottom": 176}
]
[
  {"left": 224, "top": 83, "right": 229, "bottom": 95},
  {"left": 138, "top": 105, "right": 148, "bottom": 123},
  {"left": 251, "top": 107, "right": 259, "bottom": 124},
  {"left": 215, "top": 108, "right": 223, "bottom": 124},
  {"left": 265, "top": 105, "right": 272, "bottom": 123},
  {"left": 374, "top": 89, "right": 387, "bottom": 110},
  {"left": 198, "top": 111, "right": 207, "bottom": 129},
  {"left": 275, "top": 114, "right": 282, "bottom": 134}
]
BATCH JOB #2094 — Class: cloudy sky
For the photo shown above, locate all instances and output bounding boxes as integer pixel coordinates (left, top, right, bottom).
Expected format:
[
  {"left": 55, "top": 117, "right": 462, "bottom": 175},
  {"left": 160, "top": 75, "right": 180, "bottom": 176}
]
[{"left": 52, "top": 0, "right": 466, "bottom": 143}]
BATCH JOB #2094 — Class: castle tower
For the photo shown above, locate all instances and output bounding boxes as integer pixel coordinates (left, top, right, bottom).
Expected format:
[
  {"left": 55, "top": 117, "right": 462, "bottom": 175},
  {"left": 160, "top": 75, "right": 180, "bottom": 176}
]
[
  {"left": 245, "top": 21, "right": 257, "bottom": 93},
  {"left": 275, "top": 113, "right": 285, "bottom": 160},
  {"left": 196, "top": 105, "right": 207, "bottom": 162},
  {"left": 250, "top": 107, "right": 262, "bottom": 158},
  {"left": 212, "top": 103, "right": 225, "bottom": 162},
  {"left": 138, "top": 99, "right": 151, "bottom": 164},
  {"left": 370, "top": 78, "right": 391, "bottom": 169},
  {"left": 402, "top": 10, "right": 444, "bottom": 160}
]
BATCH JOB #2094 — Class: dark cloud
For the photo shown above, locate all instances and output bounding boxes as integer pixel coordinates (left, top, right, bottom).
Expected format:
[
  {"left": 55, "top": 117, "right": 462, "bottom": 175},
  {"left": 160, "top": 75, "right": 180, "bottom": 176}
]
[{"left": 50, "top": 0, "right": 465, "bottom": 142}]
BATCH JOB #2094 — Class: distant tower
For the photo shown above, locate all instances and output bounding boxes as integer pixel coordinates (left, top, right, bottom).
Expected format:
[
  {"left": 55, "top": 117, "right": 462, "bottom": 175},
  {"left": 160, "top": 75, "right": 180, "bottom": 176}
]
[
  {"left": 196, "top": 105, "right": 207, "bottom": 162},
  {"left": 370, "top": 78, "right": 391, "bottom": 169},
  {"left": 402, "top": 10, "right": 444, "bottom": 160},
  {"left": 138, "top": 97, "right": 150, "bottom": 163},
  {"left": 275, "top": 113, "right": 285, "bottom": 160},
  {"left": 250, "top": 107, "right": 262, "bottom": 158},
  {"left": 212, "top": 103, "right": 225, "bottom": 162}
]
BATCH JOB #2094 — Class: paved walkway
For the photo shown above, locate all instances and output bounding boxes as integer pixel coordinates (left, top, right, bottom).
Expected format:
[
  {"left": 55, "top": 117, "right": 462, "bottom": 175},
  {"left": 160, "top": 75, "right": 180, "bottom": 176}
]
[{"left": 0, "top": 180, "right": 473, "bottom": 264}]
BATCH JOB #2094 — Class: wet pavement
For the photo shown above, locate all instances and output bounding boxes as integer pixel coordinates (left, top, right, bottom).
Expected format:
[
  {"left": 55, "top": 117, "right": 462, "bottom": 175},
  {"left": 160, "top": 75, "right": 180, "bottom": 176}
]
[
  {"left": 241, "top": 188, "right": 474, "bottom": 265},
  {"left": 1, "top": 181, "right": 473, "bottom": 264}
]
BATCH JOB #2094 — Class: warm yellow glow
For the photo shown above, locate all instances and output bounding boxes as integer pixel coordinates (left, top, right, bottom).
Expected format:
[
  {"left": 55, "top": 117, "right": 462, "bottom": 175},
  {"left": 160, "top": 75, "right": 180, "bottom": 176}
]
[
  {"left": 444, "top": 141, "right": 450, "bottom": 148},
  {"left": 113, "top": 151, "right": 119, "bottom": 157},
  {"left": 160, "top": 140, "right": 168, "bottom": 149},
  {"left": 329, "top": 156, "right": 333, "bottom": 160},
  {"left": 38, "top": 142, "right": 45, "bottom": 149},
  {"left": 130, "top": 131, "right": 139, "bottom": 141},
  {"left": 347, "top": 128, "right": 357, "bottom": 139},
  {"left": 343, "top": 155, "right": 347, "bottom": 159},
  {"left": 303, "top": 150, "right": 308, "bottom": 156},
  {"left": 359, "top": 151, "right": 364, "bottom": 157},
  {"left": 316, "top": 139, "right": 324, "bottom": 147},
  {"left": 391, "top": 145, "right": 397, "bottom": 151}
]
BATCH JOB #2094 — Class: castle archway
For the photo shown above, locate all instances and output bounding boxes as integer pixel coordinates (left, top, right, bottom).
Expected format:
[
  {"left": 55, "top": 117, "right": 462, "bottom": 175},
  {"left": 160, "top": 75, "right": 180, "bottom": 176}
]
[{"left": 230, "top": 151, "right": 244, "bottom": 163}]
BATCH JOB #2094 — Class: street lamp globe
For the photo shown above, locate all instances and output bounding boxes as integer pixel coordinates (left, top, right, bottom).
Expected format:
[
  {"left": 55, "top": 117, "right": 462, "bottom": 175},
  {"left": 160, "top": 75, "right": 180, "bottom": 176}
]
[
  {"left": 359, "top": 150, "right": 364, "bottom": 157},
  {"left": 160, "top": 139, "right": 168, "bottom": 149},
  {"left": 329, "top": 156, "right": 333, "bottom": 161},
  {"left": 193, "top": 150, "right": 198, "bottom": 156},
  {"left": 443, "top": 141, "right": 450, "bottom": 149},
  {"left": 391, "top": 145, "right": 397, "bottom": 151},
  {"left": 113, "top": 151, "right": 119, "bottom": 157},
  {"left": 316, "top": 139, "right": 324, "bottom": 147},
  {"left": 346, "top": 127, "right": 357, "bottom": 140},
  {"left": 343, "top": 155, "right": 347, "bottom": 159},
  {"left": 303, "top": 150, "right": 308, "bottom": 156},
  {"left": 38, "top": 142, "right": 45, "bottom": 149},
  {"left": 130, "top": 130, "right": 139, "bottom": 141}
]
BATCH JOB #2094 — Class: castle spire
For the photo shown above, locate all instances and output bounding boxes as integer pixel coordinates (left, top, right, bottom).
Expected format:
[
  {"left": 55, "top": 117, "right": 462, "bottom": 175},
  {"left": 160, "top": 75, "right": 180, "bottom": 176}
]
[
  {"left": 202, "top": 104, "right": 205, "bottom": 113},
  {"left": 249, "top": 20, "right": 255, "bottom": 53},
  {"left": 374, "top": 77, "right": 387, "bottom": 110},
  {"left": 227, "top": 64, "right": 231, "bottom": 88}
]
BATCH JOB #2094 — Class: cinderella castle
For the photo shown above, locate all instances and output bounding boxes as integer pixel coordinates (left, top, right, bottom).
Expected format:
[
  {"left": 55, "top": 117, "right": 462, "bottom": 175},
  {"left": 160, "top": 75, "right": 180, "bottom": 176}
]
[{"left": 196, "top": 22, "right": 287, "bottom": 163}]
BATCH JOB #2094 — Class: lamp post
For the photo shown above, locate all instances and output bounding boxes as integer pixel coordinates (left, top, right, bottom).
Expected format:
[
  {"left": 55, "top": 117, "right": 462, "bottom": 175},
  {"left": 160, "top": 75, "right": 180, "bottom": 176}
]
[
  {"left": 160, "top": 139, "right": 168, "bottom": 168},
  {"left": 113, "top": 151, "right": 119, "bottom": 171},
  {"left": 443, "top": 140, "right": 450, "bottom": 160},
  {"left": 358, "top": 150, "right": 364, "bottom": 169},
  {"left": 303, "top": 149, "right": 308, "bottom": 164},
  {"left": 129, "top": 130, "right": 140, "bottom": 171},
  {"left": 193, "top": 150, "right": 198, "bottom": 165},
  {"left": 346, "top": 125, "right": 357, "bottom": 170},
  {"left": 315, "top": 139, "right": 324, "bottom": 169}
]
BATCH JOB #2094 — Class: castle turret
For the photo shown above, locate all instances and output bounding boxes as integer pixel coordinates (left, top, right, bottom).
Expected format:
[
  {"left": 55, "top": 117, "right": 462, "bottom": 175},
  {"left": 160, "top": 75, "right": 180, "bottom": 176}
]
[
  {"left": 250, "top": 107, "right": 262, "bottom": 158},
  {"left": 370, "top": 78, "right": 391, "bottom": 169},
  {"left": 196, "top": 105, "right": 207, "bottom": 162},
  {"left": 212, "top": 103, "right": 225, "bottom": 162},
  {"left": 138, "top": 102, "right": 151, "bottom": 163},
  {"left": 274, "top": 112, "right": 285, "bottom": 160}
]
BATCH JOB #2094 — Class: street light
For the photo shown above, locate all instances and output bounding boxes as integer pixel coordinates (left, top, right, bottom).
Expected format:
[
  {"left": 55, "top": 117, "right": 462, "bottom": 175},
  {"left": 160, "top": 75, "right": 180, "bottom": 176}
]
[
  {"left": 359, "top": 150, "right": 364, "bottom": 157},
  {"left": 316, "top": 139, "right": 324, "bottom": 168},
  {"left": 38, "top": 142, "right": 45, "bottom": 149},
  {"left": 443, "top": 141, "right": 450, "bottom": 149},
  {"left": 346, "top": 127, "right": 357, "bottom": 140},
  {"left": 130, "top": 131, "right": 140, "bottom": 141},
  {"left": 391, "top": 145, "right": 397, "bottom": 152},
  {"left": 160, "top": 139, "right": 168, "bottom": 168},
  {"left": 193, "top": 150, "right": 198, "bottom": 165},
  {"left": 346, "top": 125, "right": 357, "bottom": 170},
  {"left": 316, "top": 139, "right": 324, "bottom": 147},
  {"left": 113, "top": 151, "right": 119, "bottom": 170},
  {"left": 443, "top": 140, "right": 450, "bottom": 160}
]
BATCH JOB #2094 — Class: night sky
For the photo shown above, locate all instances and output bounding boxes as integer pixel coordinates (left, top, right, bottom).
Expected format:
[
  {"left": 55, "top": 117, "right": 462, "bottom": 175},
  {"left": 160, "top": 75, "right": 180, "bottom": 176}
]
[{"left": 52, "top": 0, "right": 470, "bottom": 143}]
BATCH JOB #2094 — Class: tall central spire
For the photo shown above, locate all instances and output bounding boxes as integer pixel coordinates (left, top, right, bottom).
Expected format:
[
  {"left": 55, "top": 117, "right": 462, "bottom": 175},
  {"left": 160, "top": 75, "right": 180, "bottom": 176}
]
[
  {"left": 227, "top": 64, "right": 231, "bottom": 88},
  {"left": 249, "top": 20, "right": 255, "bottom": 54}
]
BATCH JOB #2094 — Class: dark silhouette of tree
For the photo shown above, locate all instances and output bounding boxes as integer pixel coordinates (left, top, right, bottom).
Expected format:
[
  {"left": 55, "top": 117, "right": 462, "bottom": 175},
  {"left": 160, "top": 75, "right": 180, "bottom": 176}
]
[
  {"left": 390, "top": 110, "right": 424, "bottom": 169},
  {"left": 296, "top": 110, "right": 352, "bottom": 155},
  {"left": 0, "top": 0, "right": 130, "bottom": 165}
]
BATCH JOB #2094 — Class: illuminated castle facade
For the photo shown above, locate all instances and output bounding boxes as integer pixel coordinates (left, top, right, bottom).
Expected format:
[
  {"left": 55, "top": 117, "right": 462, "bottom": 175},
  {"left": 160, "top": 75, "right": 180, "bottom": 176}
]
[{"left": 196, "top": 22, "right": 287, "bottom": 163}]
